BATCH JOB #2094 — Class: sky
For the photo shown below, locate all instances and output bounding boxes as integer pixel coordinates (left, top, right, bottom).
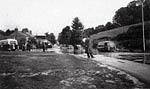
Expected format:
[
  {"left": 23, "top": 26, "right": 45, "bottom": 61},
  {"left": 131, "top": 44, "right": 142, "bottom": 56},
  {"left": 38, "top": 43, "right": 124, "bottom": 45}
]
[{"left": 0, "top": 0, "right": 133, "bottom": 37}]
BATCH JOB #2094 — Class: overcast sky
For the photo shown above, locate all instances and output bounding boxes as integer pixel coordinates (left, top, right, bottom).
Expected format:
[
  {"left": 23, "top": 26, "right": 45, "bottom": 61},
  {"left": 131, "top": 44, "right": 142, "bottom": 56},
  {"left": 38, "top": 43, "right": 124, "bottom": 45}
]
[{"left": 0, "top": 0, "right": 133, "bottom": 36}]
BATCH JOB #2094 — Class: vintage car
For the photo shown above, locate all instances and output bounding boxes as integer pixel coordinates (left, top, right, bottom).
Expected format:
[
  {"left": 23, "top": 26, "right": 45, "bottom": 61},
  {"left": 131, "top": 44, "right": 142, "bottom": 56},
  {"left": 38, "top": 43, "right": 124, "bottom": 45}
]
[
  {"left": 97, "top": 41, "right": 116, "bottom": 52},
  {"left": 0, "top": 39, "right": 18, "bottom": 51}
]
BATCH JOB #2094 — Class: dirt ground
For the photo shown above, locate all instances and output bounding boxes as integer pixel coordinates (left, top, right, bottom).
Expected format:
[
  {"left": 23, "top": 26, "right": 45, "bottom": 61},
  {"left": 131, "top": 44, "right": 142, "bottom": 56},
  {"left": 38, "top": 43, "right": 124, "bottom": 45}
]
[{"left": 0, "top": 51, "right": 148, "bottom": 89}]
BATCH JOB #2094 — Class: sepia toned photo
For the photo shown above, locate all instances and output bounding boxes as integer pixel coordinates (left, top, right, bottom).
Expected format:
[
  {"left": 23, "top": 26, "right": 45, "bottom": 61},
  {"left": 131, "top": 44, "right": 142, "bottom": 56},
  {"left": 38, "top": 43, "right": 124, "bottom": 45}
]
[{"left": 0, "top": 0, "right": 150, "bottom": 89}]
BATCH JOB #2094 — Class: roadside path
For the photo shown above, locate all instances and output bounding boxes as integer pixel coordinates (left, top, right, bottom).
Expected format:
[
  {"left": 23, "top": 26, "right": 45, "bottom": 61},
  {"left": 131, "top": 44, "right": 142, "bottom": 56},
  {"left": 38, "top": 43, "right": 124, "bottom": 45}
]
[{"left": 78, "top": 54, "right": 150, "bottom": 84}]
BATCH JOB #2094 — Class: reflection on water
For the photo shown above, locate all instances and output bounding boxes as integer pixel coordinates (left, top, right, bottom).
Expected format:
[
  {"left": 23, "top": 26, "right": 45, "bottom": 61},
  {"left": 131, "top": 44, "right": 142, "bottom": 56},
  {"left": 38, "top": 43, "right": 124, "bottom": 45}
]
[{"left": 100, "top": 52, "right": 150, "bottom": 65}]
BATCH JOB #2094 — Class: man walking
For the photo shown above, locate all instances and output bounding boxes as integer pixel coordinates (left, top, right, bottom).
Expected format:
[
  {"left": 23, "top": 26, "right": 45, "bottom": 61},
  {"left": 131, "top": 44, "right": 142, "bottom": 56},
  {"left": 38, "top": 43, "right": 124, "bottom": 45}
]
[{"left": 84, "top": 36, "right": 94, "bottom": 58}]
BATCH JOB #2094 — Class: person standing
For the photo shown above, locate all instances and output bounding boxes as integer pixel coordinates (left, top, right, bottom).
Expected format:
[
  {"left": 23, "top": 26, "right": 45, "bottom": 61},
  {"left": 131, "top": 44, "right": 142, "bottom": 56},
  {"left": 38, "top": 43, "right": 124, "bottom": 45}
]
[
  {"left": 84, "top": 36, "right": 94, "bottom": 58},
  {"left": 22, "top": 43, "right": 26, "bottom": 51},
  {"left": 27, "top": 43, "right": 31, "bottom": 51},
  {"left": 42, "top": 42, "right": 46, "bottom": 52},
  {"left": 11, "top": 43, "right": 15, "bottom": 51}
]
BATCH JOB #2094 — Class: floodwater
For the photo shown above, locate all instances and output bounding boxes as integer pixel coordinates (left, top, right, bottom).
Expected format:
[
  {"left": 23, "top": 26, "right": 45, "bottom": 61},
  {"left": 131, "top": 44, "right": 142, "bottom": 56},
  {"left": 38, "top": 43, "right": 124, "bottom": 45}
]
[{"left": 99, "top": 52, "right": 150, "bottom": 65}]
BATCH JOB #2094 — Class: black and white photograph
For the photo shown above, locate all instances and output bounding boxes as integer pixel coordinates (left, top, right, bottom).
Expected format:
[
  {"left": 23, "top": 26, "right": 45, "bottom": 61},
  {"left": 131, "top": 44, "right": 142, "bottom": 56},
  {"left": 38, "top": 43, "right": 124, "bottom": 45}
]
[{"left": 0, "top": 0, "right": 150, "bottom": 89}]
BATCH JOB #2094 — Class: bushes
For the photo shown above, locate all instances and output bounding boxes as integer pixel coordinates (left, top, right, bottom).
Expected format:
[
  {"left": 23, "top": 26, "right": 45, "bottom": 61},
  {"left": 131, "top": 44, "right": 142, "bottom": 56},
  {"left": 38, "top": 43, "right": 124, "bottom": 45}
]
[{"left": 114, "top": 24, "right": 150, "bottom": 52}]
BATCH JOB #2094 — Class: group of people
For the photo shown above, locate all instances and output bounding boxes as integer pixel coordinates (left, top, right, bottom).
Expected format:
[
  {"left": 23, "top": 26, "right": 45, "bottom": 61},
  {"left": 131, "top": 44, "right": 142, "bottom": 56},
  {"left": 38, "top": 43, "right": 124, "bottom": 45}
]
[
  {"left": 22, "top": 43, "right": 31, "bottom": 51},
  {"left": 10, "top": 43, "right": 18, "bottom": 51},
  {"left": 21, "top": 42, "right": 47, "bottom": 52}
]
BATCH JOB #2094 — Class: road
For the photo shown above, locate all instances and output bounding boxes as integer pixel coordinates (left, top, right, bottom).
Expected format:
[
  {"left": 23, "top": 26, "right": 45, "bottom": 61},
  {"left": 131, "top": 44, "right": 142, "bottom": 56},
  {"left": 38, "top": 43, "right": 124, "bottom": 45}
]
[{"left": 0, "top": 50, "right": 147, "bottom": 89}]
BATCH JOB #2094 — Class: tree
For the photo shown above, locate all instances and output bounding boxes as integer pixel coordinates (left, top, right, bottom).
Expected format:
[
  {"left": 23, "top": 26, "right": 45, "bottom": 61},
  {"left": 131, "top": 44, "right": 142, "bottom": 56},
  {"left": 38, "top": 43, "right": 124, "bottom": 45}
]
[
  {"left": 114, "top": 23, "right": 150, "bottom": 51},
  {"left": 70, "top": 17, "right": 84, "bottom": 45},
  {"left": 92, "top": 25, "right": 106, "bottom": 34},
  {"left": 113, "top": 0, "right": 150, "bottom": 26},
  {"left": 45, "top": 33, "right": 56, "bottom": 45},
  {"left": 58, "top": 26, "right": 72, "bottom": 45},
  {"left": 143, "top": 0, "right": 150, "bottom": 21},
  {"left": 105, "top": 22, "right": 112, "bottom": 30},
  {"left": 113, "top": 7, "right": 134, "bottom": 26},
  {"left": 0, "top": 30, "right": 5, "bottom": 36},
  {"left": 83, "top": 27, "right": 94, "bottom": 37},
  {"left": 58, "top": 33, "right": 63, "bottom": 44},
  {"left": 5, "top": 29, "right": 15, "bottom": 36},
  {"left": 22, "top": 28, "right": 29, "bottom": 33},
  {"left": 71, "top": 17, "right": 84, "bottom": 31},
  {"left": 105, "top": 22, "right": 121, "bottom": 30}
]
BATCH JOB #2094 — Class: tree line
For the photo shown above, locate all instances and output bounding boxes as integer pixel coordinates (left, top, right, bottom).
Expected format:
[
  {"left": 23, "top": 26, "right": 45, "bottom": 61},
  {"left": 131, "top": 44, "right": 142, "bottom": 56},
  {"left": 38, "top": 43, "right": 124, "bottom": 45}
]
[
  {"left": 0, "top": 28, "right": 56, "bottom": 45},
  {"left": 113, "top": 0, "right": 150, "bottom": 26},
  {"left": 84, "top": 0, "right": 150, "bottom": 36},
  {"left": 0, "top": 29, "right": 15, "bottom": 36},
  {"left": 0, "top": 28, "right": 32, "bottom": 36},
  {"left": 58, "top": 0, "right": 150, "bottom": 51}
]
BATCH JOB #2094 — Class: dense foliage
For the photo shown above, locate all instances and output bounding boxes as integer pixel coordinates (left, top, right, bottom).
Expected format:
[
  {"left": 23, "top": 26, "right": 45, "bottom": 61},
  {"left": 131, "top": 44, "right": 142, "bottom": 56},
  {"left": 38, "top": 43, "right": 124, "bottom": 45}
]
[
  {"left": 58, "top": 17, "right": 84, "bottom": 45},
  {"left": 82, "top": 0, "right": 150, "bottom": 37},
  {"left": 113, "top": 0, "right": 150, "bottom": 26},
  {"left": 0, "top": 29, "right": 15, "bottom": 36},
  {"left": 45, "top": 32, "right": 56, "bottom": 45},
  {"left": 58, "top": 26, "right": 72, "bottom": 45},
  {"left": 70, "top": 17, "right": 84, "bottom": 45},
  {"left": 114, "top": 23, "right": 150, "bottom": 51}
]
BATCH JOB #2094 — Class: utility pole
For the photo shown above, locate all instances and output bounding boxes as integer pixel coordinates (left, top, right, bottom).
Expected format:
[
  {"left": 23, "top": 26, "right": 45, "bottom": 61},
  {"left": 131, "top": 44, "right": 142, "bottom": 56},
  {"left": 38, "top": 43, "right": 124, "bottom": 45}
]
[
  {"left": 141, "top": 0, "right": 146, "bottom": 64},
  {"left": 142, "top": 0, "right": 145, "bottom": 53}
]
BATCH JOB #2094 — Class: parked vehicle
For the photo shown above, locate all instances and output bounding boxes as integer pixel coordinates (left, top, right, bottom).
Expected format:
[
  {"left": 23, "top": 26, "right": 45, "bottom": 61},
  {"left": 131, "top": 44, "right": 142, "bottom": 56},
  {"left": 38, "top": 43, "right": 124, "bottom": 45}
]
[
  {"left": 97, "top": 41, "right": 116, "bottom": 52},
  {"left": 0, "top": 39, "right": 18, "bottom": 51},
  {"left": 60, "top": 44, "right": 74, "bottom": 53},
  {"left": 74, "top": 45, "right": 84, "bottom": 54},
  {"left": 36, "top": 40, "right": 52, "bottom": 49}
]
